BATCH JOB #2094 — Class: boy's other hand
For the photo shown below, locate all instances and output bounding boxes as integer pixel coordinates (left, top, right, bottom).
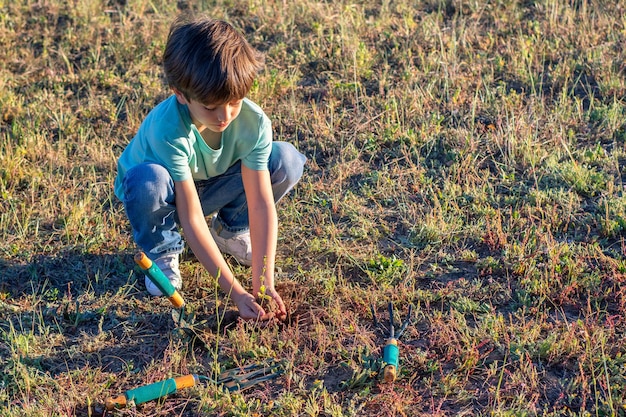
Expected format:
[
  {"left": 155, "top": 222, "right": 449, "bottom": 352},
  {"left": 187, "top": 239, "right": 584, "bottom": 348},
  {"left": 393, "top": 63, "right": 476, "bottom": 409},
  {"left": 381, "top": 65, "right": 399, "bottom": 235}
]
[
  {"left": 232, "top": 291, "right": 266, "bottom": 320},
  {"left": 231, "top": 288, "right": 287, "bottom": 322},
  {"left": 265, "top": 287, "right": 287, "bottom": 321}
]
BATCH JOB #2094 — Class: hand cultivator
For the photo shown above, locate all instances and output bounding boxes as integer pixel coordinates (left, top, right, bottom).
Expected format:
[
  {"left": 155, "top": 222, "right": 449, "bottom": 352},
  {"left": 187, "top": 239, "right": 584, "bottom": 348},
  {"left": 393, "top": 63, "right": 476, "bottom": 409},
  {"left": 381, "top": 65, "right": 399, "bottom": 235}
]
[
  {"left": 371, "top": 302, "right": 413, "bottom": 382},
  {"left": 104, "top": 360, "right": 284, "bottom": 410}
]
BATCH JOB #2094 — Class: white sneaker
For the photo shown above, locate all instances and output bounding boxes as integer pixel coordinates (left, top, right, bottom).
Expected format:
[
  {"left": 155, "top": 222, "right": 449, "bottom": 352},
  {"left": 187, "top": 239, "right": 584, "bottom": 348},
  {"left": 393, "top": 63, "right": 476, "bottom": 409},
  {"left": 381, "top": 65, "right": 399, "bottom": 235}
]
[
  {"left": 210, "top": 216, "right": 252, "bottom": 266},
  {"left": 145, "top": 253, "right": 182, "bottom": 296}
]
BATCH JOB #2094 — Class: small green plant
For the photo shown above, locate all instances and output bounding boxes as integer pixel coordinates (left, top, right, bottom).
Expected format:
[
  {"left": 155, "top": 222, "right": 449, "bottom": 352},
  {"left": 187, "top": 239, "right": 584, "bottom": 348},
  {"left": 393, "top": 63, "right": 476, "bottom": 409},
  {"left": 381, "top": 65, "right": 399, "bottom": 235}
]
[
  {"left": 557, "top": 161, "right": 608, "bottom": 197},
  {"left": 366, "top": 254, "right": 406, "bottom": 287},
  {"left": 256, "top": 256, "right": 273, "bottom": 313}
]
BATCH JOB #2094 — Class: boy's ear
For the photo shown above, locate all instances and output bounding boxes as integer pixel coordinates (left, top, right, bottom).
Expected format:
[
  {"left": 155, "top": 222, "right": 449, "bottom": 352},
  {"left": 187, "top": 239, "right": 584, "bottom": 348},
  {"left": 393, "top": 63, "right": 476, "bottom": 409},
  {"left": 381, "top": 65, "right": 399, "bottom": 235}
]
[{"left": 173, "top": 88, "right": 188, "bottom": 105}]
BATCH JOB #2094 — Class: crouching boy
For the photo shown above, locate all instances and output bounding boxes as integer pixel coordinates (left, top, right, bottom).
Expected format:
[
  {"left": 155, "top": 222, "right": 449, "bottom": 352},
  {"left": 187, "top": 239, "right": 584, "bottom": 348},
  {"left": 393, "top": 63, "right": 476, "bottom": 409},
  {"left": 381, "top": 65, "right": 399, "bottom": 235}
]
[{"left": 114, "top": 15, "right": 306, "bottom": 320}]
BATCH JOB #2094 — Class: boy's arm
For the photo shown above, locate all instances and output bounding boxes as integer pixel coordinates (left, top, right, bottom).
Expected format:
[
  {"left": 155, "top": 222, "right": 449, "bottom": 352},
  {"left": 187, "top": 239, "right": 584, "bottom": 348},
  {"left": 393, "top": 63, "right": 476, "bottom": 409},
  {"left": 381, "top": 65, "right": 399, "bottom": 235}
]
[
  {"left": 174, "top": 178, "right": 268, "bottom": 320},
  {"left": 241, "top": 165, "right": 287, "bottom": 319}
]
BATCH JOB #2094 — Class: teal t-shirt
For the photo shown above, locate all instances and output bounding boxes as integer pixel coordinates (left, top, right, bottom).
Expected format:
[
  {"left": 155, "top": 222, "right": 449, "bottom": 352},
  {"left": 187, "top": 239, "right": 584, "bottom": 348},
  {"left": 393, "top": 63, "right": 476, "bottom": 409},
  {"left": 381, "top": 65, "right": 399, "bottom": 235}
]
[{"left": 114, "top": 95, "right": 272, "bottom": 200}]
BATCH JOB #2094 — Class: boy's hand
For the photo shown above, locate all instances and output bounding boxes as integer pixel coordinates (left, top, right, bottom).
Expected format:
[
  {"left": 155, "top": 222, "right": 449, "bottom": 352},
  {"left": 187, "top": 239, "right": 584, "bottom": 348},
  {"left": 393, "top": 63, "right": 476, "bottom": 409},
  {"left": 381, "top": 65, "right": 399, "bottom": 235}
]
[
  {"left": 264, "top": 287, "right": 287, "bottom": 321},
  {"left": 231, "top": 291, "right": 265, "bottom": 320},
  {"left": 233, "top": 286, "right": 288, "bottom": 322},
  {"left": 232, "top": 291, "right": 284, "bottom": 321}
]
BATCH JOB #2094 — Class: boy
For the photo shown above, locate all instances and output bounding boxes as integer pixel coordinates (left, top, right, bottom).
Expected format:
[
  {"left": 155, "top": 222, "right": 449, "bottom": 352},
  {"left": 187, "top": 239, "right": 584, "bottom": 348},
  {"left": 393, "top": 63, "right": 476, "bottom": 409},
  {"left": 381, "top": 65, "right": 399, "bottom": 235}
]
[{"left": 114, "top": 15, "right": 306, "bottom": 321}]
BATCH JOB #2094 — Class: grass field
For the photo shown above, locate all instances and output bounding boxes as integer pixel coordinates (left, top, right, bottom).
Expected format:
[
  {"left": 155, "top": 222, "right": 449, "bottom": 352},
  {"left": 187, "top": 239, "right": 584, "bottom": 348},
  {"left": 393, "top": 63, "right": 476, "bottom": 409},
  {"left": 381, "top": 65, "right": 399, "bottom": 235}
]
[{"left": 2, "top": 0, "right": 626, "bottom": 415}]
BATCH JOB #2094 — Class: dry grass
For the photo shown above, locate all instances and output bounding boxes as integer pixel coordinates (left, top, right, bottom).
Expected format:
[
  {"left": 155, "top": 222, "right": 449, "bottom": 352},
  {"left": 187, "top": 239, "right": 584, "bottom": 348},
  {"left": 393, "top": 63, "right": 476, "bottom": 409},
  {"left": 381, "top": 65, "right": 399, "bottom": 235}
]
[{"left": 2, "top": 0, "right": 626, "bottom": 416}]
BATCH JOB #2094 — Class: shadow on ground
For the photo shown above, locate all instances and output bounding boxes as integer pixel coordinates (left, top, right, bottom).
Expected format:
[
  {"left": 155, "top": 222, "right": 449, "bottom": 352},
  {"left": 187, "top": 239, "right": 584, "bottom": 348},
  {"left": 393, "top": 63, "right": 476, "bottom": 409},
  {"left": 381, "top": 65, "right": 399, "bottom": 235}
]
[{"left": 0, "top": 251, "right": 136, "bottom": 300}]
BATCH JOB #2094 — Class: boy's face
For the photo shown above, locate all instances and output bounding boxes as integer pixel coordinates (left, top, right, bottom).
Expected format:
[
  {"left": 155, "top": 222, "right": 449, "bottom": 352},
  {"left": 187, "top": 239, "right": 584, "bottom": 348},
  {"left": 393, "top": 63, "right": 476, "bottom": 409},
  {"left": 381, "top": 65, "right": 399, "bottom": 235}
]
[{"left": 175, "top": 90, "right": 243, "bottom": 134}]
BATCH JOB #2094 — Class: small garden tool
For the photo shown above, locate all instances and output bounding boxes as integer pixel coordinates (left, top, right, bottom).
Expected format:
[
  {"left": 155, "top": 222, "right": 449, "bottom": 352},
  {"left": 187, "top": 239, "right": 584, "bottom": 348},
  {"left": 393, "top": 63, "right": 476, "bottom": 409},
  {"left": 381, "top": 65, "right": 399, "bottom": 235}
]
[
  {"left": 371, "top": 302, "right": 413, "bottom": 382},
  {"left": 135, "top": 251, "right": 209, "bottom": 350},
  {"left": 135, "top": 252, "right": 185, "bottom": 310},
  {"left": 104, "top": 360, "right": 284, "bottom": 410}
]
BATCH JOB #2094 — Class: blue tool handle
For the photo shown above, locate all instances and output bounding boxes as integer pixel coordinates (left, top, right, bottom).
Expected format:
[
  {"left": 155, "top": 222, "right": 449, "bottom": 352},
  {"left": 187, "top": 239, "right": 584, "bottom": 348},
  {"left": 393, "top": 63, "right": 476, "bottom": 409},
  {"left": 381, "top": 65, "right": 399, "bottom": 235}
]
[
  {"left": 383, "top": 339, "right": 399, "bottom": 366},
  {"left": 126, "top": 378, "right": 179, "bottom": 405},
  {"left": 383, "top": 339, "right": 399, "bottom": 382},
  {"left": 105, "top": 375, "right": 199, "bottom": 410}
]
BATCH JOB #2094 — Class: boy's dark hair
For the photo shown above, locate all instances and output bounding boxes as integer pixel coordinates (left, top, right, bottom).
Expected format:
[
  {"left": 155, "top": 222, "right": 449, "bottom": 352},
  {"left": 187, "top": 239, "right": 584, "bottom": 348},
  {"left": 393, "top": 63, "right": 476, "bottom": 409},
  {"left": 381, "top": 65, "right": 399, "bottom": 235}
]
[{"left": 163, "top": 15, "right": 263, "bottom": 104}]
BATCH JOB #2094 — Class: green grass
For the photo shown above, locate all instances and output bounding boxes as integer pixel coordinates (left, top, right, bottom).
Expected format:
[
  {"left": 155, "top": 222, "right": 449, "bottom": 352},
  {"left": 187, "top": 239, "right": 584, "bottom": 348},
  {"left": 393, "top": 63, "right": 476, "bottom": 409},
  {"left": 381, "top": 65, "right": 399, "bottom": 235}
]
[{"left": 2, "top": 0, "right": 626, "bottom": 415}]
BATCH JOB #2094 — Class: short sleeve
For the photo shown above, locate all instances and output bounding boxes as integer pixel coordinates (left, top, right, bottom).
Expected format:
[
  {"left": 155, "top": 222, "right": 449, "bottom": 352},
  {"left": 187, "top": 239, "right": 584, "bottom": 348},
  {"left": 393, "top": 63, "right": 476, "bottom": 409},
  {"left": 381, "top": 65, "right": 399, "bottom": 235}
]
[
  {"left": 242, "top": 113, "right": 272, "bottom": 170},
  {"left": 151, "top": 135, "right": 193, "bottom": 181}
]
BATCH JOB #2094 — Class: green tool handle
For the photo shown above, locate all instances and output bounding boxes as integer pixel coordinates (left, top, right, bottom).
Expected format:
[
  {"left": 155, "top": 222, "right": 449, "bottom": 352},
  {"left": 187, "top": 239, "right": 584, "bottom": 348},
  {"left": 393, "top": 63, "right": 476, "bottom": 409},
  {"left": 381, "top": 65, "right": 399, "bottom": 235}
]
[
  {"left": 135, "top": 252, "right": 185, "bottom": 308},
  {"left": 105, "top": 374, "right": 199, "bottom": 410},
  {"left": 382, "top": 338, "right": 399, "bottom": 382}
]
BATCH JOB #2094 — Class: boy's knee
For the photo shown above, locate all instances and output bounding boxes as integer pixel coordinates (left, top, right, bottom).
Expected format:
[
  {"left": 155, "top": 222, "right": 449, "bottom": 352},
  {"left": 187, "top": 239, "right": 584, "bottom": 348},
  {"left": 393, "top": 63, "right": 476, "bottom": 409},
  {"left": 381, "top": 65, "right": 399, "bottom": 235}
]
[
  {"left": 123, "top": 163, "right": 174, "bottom": 203},
  {"left": 127, "top": 162, "right": 170, "bottom": 180},
  {"left": 270, "top": 142, "right": 306, "bottom": 183}
]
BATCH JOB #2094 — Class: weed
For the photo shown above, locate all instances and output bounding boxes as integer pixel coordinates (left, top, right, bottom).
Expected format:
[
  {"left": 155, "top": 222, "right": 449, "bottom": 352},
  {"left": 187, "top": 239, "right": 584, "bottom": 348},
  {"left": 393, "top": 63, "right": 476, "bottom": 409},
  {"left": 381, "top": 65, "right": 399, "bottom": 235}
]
[{"left": 366, "top": 254, "right": 406, "bottom": 287}]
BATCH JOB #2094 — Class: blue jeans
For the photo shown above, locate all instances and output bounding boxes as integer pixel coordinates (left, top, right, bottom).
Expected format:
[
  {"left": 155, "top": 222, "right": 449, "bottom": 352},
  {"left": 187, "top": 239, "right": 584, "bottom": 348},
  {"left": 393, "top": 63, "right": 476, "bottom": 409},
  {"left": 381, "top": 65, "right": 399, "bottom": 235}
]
[{"left": 121, "top": 141, "right": 306, "bottom": 260}]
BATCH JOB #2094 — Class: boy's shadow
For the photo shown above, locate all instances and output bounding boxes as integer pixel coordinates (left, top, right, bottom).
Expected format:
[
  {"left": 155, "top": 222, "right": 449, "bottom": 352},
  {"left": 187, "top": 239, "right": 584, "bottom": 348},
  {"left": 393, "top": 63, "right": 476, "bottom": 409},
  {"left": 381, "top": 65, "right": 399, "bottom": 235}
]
[
  {"left": 0, "top": 251, "right": 235, "bottom": 377},
  {"left": 0, "top": 251, "right": 135, "bottom": 299}
]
